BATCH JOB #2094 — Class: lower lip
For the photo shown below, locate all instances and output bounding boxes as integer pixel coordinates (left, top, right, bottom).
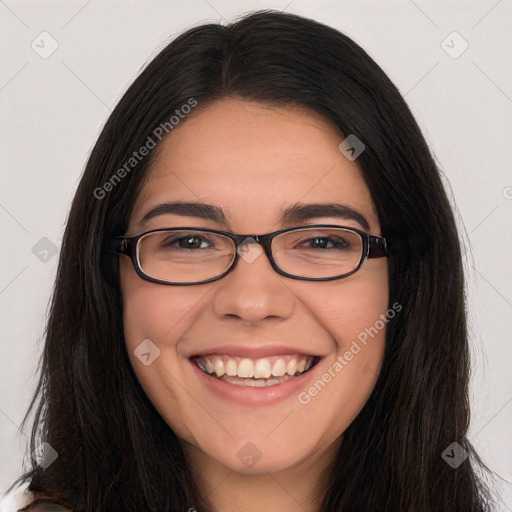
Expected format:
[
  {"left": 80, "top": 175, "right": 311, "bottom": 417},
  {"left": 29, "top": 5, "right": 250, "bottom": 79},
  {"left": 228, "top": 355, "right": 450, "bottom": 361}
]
[{"left": 190, "top": 357, "right": 323, "bottom": 406}]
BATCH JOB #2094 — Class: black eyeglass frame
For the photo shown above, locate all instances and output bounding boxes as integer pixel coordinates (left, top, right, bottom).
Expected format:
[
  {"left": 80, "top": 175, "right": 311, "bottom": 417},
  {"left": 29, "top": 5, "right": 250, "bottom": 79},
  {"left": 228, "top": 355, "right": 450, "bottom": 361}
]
[{"left": 110, "top": 224, "right": 388, "bottom": 285}]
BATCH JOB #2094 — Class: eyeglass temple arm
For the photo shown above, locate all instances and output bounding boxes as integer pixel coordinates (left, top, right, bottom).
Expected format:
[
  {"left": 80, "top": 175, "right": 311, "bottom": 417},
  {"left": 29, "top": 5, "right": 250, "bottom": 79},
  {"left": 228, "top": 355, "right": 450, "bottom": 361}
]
[
  {"left": 111, "top": 236, "right": 132, "bottom": 255},
  {"left": 367, "top": 235, "right": 387, "bottom": 259}
]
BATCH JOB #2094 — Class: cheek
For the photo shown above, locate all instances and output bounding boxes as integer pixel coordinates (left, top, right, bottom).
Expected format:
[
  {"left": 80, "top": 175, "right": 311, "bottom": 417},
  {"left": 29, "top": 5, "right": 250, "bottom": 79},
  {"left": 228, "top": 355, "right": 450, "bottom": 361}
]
[
  {"left": 299, "top": 260, "right": 389, "bottom": 346},
  {"left": 291, "top": 268, "right": 389, "bottom": 442},
  {"left": 295, "top": 261, "right": 389, "bottom": 406},
  {"left": 119, "top": 263, "right": 208, "bottom": 440},
  {"left": 120, "top": 260, "right": 201, "bottom": 346}
]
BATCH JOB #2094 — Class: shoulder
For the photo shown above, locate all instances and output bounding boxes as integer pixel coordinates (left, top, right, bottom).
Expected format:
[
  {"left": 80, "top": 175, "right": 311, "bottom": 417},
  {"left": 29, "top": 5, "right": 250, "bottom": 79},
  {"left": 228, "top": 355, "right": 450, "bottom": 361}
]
[{"left": 17, "top": 493, "right": 73, "bottom": 512}]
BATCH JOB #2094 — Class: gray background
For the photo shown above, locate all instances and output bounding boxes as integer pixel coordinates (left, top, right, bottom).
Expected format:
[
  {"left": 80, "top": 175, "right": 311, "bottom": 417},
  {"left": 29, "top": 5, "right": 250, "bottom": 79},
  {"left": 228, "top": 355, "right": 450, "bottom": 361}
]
[{"left": 1, "top": 0, "right": 511, "bottom": 510}]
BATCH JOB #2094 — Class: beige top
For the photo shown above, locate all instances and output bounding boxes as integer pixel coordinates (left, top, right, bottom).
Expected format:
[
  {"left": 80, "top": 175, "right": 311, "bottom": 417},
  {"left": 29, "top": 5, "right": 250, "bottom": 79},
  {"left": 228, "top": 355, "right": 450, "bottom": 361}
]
[{"left": 15, "top": 492, "right": 73, "bottom": 512}]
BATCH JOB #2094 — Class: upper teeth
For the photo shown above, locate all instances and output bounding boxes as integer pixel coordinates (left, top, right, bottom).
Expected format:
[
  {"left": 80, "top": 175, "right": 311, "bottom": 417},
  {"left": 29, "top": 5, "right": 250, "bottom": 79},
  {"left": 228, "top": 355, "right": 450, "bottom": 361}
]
[{"left": 195, "top": 355, "right": 314, "bottom": 379}]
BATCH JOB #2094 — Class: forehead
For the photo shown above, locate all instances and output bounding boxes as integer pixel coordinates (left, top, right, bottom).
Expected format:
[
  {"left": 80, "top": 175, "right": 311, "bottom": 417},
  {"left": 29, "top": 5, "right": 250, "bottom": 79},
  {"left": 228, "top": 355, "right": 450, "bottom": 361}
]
[{"left": 130, "top": 98, "right": 378, "bottom": 232}]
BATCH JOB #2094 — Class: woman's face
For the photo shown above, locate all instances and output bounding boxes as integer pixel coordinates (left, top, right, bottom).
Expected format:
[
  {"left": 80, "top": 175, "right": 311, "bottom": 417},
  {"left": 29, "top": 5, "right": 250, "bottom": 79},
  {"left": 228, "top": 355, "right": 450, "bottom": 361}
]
[{"left": 120, "top": 98, "right": 389, "bottom": 475}]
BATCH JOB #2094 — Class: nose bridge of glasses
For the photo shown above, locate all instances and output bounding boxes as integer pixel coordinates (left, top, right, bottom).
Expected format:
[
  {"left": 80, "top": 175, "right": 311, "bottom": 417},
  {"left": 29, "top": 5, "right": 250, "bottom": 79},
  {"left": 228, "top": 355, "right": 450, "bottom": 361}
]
[{"left": 232, "top": 233, "right": 274, "bottom": 265}]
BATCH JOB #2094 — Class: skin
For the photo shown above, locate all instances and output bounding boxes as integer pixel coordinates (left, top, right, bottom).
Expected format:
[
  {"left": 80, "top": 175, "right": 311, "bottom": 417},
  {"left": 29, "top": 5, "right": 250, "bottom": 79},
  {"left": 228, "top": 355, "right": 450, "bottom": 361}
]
[{"left": 119, "top": 98, "right": 389, "bottom": 512}]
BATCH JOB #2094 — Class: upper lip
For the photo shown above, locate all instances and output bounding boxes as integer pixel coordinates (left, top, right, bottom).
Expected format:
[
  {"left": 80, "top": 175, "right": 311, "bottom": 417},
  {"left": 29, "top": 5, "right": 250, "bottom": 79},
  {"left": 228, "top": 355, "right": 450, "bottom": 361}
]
[{"left": 189, "top": 344, "right": 324, "bottom": 359}]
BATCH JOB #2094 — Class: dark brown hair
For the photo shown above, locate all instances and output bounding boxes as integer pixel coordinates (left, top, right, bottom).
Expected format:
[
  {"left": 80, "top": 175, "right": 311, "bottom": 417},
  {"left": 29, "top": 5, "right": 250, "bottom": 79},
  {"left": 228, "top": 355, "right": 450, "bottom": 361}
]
[{"left": 11, "top": 9, "right": 494, "bottom": 511}]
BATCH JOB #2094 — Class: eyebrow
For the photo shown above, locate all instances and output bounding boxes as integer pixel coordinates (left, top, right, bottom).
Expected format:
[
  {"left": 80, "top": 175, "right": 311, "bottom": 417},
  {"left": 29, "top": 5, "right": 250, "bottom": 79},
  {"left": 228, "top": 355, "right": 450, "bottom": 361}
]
[{"left": 139, "top": 201, "right": 370, "bottom": 231}]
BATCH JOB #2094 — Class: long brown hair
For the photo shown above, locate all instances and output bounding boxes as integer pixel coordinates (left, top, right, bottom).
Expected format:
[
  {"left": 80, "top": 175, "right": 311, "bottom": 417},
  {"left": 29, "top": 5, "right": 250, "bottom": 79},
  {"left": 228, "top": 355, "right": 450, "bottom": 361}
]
[{"left": 11, "top": 10, "right": 494, "bottom": 511}]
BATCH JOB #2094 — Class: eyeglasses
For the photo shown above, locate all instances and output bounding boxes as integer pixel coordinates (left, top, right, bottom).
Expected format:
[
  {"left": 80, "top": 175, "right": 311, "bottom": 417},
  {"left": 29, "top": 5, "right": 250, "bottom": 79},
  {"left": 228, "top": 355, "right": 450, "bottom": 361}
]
[{"left": 110, "top": 224, "right": 388, "bottom": 285}]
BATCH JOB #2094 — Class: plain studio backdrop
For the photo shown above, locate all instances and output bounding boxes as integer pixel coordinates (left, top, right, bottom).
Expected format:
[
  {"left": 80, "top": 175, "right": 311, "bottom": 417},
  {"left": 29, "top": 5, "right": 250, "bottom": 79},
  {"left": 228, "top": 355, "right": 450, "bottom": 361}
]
[{"left": 0, "top": 1, "right": 511, "bottom": 510}]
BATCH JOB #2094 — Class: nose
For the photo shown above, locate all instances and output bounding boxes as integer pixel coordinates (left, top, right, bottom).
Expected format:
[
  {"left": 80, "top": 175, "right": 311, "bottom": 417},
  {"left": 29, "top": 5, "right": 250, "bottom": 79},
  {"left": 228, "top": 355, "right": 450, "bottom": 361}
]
[{"left": 211, "top": 239, "right": 297, "bottom": 324}]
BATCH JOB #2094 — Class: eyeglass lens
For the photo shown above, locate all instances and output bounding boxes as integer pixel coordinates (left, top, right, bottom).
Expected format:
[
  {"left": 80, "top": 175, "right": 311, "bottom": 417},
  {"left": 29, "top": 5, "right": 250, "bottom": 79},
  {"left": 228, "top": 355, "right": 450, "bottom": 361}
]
[{"left": 136, "top": 227, "right": 363, "bottom": 283}]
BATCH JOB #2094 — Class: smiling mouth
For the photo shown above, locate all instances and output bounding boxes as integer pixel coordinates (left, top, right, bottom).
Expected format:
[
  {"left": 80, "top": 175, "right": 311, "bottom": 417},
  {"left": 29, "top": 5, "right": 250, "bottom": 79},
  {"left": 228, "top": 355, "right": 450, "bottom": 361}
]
[{"left": 191, "top": 354, "right": 321, "bottom": 387}]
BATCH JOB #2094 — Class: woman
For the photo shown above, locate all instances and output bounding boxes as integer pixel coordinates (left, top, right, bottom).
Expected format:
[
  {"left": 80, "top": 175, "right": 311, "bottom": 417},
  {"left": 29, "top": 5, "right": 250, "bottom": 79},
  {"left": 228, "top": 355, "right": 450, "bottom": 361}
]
[{"left": 11, "top": 9, "right": 494, "bottom": 512}]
